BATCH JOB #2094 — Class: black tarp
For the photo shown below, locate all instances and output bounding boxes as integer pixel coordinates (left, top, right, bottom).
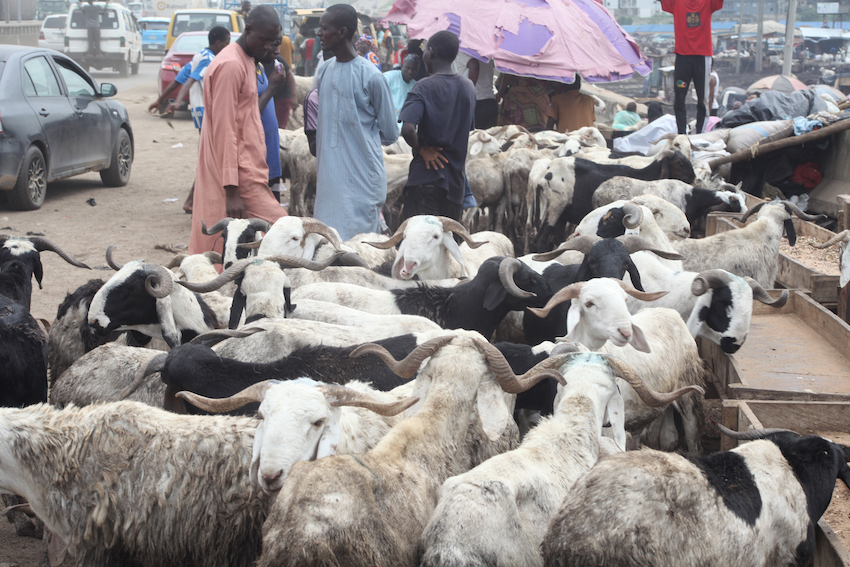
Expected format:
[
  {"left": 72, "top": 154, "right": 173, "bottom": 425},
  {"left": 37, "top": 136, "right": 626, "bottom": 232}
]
[{"left": 720, "top": 89, "right": 828, "bottom": 128}]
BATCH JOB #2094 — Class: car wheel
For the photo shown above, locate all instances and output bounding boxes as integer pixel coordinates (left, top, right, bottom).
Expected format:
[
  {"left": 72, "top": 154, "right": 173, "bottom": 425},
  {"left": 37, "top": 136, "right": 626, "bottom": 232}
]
[
  {"left": 100, "top": 128, "right": 132, "bottom": 187},
  {"left": 117, "top": 58, "right": 129, "bottom": 77},
  {"left": 10, "top": 146, "right": 47, "bottom": 210}
]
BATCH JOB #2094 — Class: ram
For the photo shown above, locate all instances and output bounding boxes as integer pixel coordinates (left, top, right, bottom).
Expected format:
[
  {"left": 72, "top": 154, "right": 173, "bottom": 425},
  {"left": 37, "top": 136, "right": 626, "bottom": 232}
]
[
  {"left": 0, "top": 402, "right": 269, "bottom": 567},
  {"left": 542, "top": 426, "right": 850, "bottom": 567},
  {"left": 419, "top": 353, "right": 701, "bottom": 567},
  {"left": 256, "top": 333, "right": 565, "bottom": 567}
]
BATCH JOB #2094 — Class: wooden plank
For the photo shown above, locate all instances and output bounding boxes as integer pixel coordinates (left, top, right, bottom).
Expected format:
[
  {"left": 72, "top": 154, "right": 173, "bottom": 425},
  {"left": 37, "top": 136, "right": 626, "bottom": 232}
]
[
  {"left": 743, "top": 400, "right": 850, "bottom": 432},
  {"left": 727, "top": 385, "right": 850, "bottom": 402},
  {"left": 812, "top": 519, "right": 850, "bottom": 567},
  {"left": 720, "top": 400, "right": 740, "bottom": 451},
  {"left": 794, "top": 291, "right": 850, "bottom": 361},
  {"left": 838, "top": 195, "right": 850, "bottom": 324}
]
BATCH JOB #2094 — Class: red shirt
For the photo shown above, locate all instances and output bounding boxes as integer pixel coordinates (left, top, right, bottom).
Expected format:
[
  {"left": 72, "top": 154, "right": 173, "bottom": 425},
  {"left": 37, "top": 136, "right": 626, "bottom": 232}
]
[{"left": 661, "top": 0, "right": 723, "bottom": 56}]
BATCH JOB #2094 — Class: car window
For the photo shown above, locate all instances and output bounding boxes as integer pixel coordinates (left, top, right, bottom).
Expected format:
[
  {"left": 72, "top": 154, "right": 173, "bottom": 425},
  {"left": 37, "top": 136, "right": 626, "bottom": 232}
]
[
  {"left": 172, "top": 33, "right": 208, "bottom": 53},
  {"left": 142, "top": 21, "right": 168, "bottom": 30},
  {"left": 173, "top": 12, "right": 233, "bottom": 35},
  {"left": 53, "top": 57, "right": 96, "bottom": 97},
  {"left": 43, "top": 16, "right": 66, "bottom": 29},
  {"left": 23, "top": 56, "right": 63, "bottom": 97},
  {"left": 70, "top": 8, "right": 119, "bottom": 29}
]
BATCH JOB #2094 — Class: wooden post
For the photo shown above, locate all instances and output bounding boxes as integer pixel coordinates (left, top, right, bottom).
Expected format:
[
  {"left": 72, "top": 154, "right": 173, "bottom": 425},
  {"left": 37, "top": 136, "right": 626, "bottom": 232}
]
[{"left": 838, "top": 195, "right": 850, "bottom": 323}]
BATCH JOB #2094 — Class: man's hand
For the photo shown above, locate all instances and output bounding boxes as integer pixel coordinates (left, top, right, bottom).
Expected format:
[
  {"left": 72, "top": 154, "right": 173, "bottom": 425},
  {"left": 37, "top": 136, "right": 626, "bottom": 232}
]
[
  {"left": 269, "top": 69, "right": 288, "bottom": 95},
  {"left": 163, "top": 101, "right": 178, "bottom": 115},
  {"left": 420, "top": 146, "right": 448, "bottom": 170},
  {"left": 290, "top": 94, "right": 299, "bottom": 112},
  {"left": 224, "top": 185, "right": 247, "bottom": 218},
  {"left": 147, "top": 100, "right": 163, "bottom": 114}
]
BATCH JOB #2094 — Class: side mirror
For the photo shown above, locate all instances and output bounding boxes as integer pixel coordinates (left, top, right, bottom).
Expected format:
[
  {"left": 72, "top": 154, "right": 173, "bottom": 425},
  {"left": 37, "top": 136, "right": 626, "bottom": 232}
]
[{"left": 100, "top": 83, "right": 118, "bottom": 97}]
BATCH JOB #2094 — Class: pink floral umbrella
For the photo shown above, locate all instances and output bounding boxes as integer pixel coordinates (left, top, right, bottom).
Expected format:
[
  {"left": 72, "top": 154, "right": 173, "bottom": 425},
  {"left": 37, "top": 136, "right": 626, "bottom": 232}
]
[{"left": 383, "top": 0, "right": 651, "bottom": 83}]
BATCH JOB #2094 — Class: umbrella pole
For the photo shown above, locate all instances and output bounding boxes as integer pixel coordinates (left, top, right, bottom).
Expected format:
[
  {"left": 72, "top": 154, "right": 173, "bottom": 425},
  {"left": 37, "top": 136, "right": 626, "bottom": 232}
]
[
  {"left": 736, "top": 0, "right": 745, "bottom": 74},
  {"left": 707, "top": 117, "right": 850, "bottom": 170},
  {"left": 782, "top": 0, "right": 798, "bottom": 76},
  {"left": 755, "top": 0, "right": 764, "bottom": 72}
]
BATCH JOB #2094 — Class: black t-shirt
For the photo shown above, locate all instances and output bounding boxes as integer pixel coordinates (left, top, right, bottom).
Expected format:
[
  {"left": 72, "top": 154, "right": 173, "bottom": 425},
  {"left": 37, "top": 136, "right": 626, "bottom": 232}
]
[
  {"left": 262, "top": 56, "right": 291, "bottom": 100},
  {"left": 399, "top": 73, "right": 475, "bottom": 204}
]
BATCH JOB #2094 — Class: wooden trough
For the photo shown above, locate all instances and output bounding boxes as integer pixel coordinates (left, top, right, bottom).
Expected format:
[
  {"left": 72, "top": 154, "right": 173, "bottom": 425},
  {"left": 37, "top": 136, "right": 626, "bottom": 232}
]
[{"left": 705, "top": 210, "right": 840, "bottom": 307}]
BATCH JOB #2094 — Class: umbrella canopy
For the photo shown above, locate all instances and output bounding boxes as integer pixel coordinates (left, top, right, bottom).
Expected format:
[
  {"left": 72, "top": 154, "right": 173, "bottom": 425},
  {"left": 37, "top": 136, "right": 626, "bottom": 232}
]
[
  {"left": 382, "top": 0, "right": 651, "bottom": 83},
  {"left": 747, "top": 74, "right": 808, "bottom": 94}
]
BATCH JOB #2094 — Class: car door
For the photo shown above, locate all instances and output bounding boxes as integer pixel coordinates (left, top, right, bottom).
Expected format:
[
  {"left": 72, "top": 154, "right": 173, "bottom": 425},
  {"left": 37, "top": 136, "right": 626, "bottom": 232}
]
[
  {"left": 21, "top": 53, "right": 77, "bottom": 178},
  {"left": 51, "top": 55, "right": 111, "bottom": 169}
]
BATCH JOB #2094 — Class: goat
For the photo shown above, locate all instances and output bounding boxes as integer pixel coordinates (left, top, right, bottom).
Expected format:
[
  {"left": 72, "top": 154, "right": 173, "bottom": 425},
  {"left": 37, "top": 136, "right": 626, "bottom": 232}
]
[
  {"left": 811, "top": 229, "right": 850, "bottom": 288},
  {"left": 256, "top": 333, "right": 566, "bottom": 567},
  {"left": 0, "top": 402, "right": 269, "bottom": 567},
  {"left": 574, "top": 196, "right": 691, "bottom": 243},
  {"left": 542, "top": 426, "right": 850, "bottom": 567},
  {"left": 419, "top": 353, "right": 702, "bottom": 567},
  {"left": 290, "top": 257, "right": 554, "bottom": 339},
  {"left": 592, "top": 177, "right": 747, "bottom": 224},
  {"left": 672, "top": 200, "right": 827, "bottom": 288},
  {"left": 199, "top": 217, "right": 270, "bottom": 270},
  {"left": 0, "top": 293, "right": 47, "bottom": 407},
  {"left": 527, "top": 150, "right": 696, "bottom": 252}
]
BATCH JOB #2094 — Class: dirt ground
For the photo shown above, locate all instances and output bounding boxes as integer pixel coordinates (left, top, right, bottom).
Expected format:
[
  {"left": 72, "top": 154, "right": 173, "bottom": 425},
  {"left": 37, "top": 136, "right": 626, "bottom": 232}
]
[{"left": 2, "top": 82, "right": 850, "bottom": 564}]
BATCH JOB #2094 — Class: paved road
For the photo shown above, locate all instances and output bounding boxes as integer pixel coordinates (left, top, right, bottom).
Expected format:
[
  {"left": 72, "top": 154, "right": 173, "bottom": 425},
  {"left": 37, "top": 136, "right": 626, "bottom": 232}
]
[{"left": 88, "top": 58, "right": 162, "bottom": 95}]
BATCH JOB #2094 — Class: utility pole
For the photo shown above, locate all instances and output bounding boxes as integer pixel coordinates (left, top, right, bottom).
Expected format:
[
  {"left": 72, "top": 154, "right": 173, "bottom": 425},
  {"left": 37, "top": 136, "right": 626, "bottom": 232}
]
[
  {"left": 782, "top": 0, "right": 797, "bottom": 76},
  {"left": 756, "top": 0, "right": 765, "bottom": 71},
  {"left": 736, "top": 0, "right": 746, "bottom": 73}
]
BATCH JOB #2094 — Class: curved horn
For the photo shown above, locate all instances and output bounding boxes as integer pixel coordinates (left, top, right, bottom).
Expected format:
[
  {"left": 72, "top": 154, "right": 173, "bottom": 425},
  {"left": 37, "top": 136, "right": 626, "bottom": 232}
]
[
  {"left": 201, "top": 218, "right": 234, "bottom": 235},
  {"left": 144, "top": 265, "right": 174, "bottom": 298},
  {"left": 782, "top": 200, "right": 828, "bottom": 222},
  {"left": 615, "top": 279, "right": 668, "bottom": 302},
  {"left": 740, "top": 200, "right": 768, "bottom": 224},
  {"left": 301, "top": 218, "right": 344, "bottom": 251},
  {"left": 533, "top": 235, "right": 600, "bottom": 261},
  {"left": 236, "top": 239, "right": 264, "bottom": 250},
  {"left": 439, "top": 217, "right": 488, "bottom": 249},
  {"left": 165, "top": 254, "right": 187, "bottom": 269},
  {"left": 349, "top": 335, "right": 455, "bottom": 379},
  {"left": 717, "top": 423, "right": 799, "bottom": 440},
  {"left": 203, "top": 251, "right": 223, "bottom": 264},
  {"left": 248, "top": 218, "right": 271, "bottom": 233},
  {"left": 605, "top": 355, "right": 704, "bottom": 407},
  {"left": 745, "top": 277, "right": 789, "bottom": 307},
  {"left": 550, "top": 341, "right": 583, "bottom": 356},
  {"left": 266, "top": 252, "right": 344, "bottom": 271},
  {"left": 621, "top": 203, "right": 644, "bottom": 229},
  {"left": 28, "top": 236, "right": 90, "bottom": 269},
  {"left": 332, "top": 251, "right": 370, "bottom": 268},
  {"left": 176, "top": 380, "right": 278, "bottom": 413},
  {"left": 810, "top": 230, "right": 850, "bottom": 249},
  {"left": 189, "top": 327, "right": 265, "bottom": 347},
  {"left": 472, "top": 338, "right": 567, "bottom": 394},
  {"left": 363, "top": 219, "right": 409, "bottom": 250},
  {"left": 528, "top": 283, "right": 583, "bottom": 318},
  {"left": 118, "top": 353, "right": 168, "bottom": 400},
  {"left": 691, "top": 269, "right": 734, "bottom": 296},
  {"left": 499, "top": 257, "right": 536, "bottom": 298},
  {"left": 176, "top": 259, "right": 254, "bottom": 293},
  {"left": 318, "top": 384, "right": 419, "bottom": 416},
  {"left": 105, "top": 245, "right": 124, "bottom": 271},
  {"left": 617, "top": 235, "right": 685, "bottom": 260}
]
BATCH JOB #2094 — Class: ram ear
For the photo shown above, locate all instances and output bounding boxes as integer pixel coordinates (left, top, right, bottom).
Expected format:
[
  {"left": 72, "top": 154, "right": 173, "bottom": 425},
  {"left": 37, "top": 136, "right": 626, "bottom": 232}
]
[
  {"left": 155, "top": 296, "right": 181, "bottom": 349},
  {"left": 33, "top": 255, "right": 44, "bottom": 289},
  {"left": 250, "top": 421, "right": 265, "bottom": 495},
  {"left": 784, "top": 218, "right": 797, "bottom": 247},
  {"left": 625, "top": 260, "right": 644, "bottom": 292},
  {"left": 566, "top": 299, "right": 581, "bottom": 338},
  {"left": 315, "top": 410, "right": 342, "bottom": 459},
  {"left": 404, "top": 373, "right": 433, "bottom": 418},
  {"left": 283, "top": 286, "right": 295, "bottom": 316},
  {"left": 630, "top": 323, "right": 651, "bottom": 353},
  {"left": 47, "top": 530, "right": 68, "bottom": 567},
  {"left": 476, "top": 379, "right": 512, "bottom": 442},
  {"left": 229, "top": 290, "right": 247, "bottom": 330},
  {"left": 470, "top": 140, "right": 483, "bottom": 156},
  {"left": 484, "top": 281, "right": 508, "bottom": 311},
  {"left": 442, "top": 233, "right": 469, "bottom": 278}
]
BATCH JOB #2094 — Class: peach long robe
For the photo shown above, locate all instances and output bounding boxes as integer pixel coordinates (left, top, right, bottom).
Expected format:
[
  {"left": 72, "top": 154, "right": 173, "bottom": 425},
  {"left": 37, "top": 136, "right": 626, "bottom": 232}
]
[{"left": 189, "top": 41, "right": 286, "bottom": 254}]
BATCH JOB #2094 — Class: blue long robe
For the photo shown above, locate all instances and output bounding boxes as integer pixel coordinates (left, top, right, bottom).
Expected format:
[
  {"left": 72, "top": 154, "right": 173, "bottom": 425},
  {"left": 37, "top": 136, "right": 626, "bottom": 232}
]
[{"left": 314, "top": 56, "right": 398, "bottom": 240}]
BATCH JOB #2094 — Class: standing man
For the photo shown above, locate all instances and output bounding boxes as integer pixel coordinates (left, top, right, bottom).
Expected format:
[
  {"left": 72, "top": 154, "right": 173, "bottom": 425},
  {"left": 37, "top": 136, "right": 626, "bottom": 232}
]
[
  {"left": 452, "top": 52, "right": 498, "bottom": 129},
  {"left": 384, "top": 54, "right": 421, "bottom": 131},
  {"left": 189, "top": 5, "right": 287, "bottom": 255},
  {"left": 259, "top": 35, "right": 296, "bottom": 201},
  {"left": 313, "top": 3, "right": 398, "bottom": 240},
  {"left": 399, "top": 30, "right": 476, "bottom": 222},
  {"left": 660, "top": 0, "right": 723, "bottom": 134},
  {"left": 548, "top": 76, "right": 596, "bottom": 133},
  {"left": 81, "top": 0, "right": 102, "bottom": 55}
]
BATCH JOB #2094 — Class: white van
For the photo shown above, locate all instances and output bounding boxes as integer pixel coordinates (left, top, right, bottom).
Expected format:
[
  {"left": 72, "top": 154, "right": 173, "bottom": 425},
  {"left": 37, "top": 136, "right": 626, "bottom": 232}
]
[{"left": 64, "top": 2, "right": 142, "bottom": 77}]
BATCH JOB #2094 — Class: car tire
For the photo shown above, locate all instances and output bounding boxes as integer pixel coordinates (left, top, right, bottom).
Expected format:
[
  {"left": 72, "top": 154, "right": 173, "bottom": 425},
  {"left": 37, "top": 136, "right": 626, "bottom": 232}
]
[
  {"left": 100, "top": 128, "right": 132, "bottom": 187},
  {"left": 117, "top": 58, "right": 129, "bottom": 77},
  {"left": 10, "top": 146, "right": 48, "bottom": 211}
]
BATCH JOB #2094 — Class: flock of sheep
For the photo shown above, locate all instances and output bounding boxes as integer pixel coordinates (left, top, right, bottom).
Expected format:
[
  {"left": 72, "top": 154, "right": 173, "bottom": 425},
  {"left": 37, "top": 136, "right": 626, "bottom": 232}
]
[{"left": 1, "top": 122, "right": 850, "bottom": 567}]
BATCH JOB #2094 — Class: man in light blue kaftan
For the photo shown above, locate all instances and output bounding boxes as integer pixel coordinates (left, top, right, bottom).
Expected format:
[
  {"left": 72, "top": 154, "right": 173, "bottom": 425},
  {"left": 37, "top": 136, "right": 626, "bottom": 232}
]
[{"left": 313, "top": 3, "right": 398, "bottom": 241}]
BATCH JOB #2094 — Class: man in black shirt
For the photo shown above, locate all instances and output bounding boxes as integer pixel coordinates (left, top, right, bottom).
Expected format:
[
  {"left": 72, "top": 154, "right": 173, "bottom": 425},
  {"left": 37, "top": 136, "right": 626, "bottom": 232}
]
[
  {"left": 81, "top": 0, "right": 102, "bottom": 55},
  {"left": 398, "top": 31, "right": 475, "bottom": 222}
]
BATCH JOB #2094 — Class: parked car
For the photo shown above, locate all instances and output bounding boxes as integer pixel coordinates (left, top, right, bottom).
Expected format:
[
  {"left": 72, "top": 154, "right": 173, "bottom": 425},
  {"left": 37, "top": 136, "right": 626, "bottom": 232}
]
[
  {"left": 38, "top": 14, "right": 67, "bottom": 51},
  {"left": 139, "top": 16, "right": 170, "bottom": 59},
  {"left": 127, "top": 1, "right": 145, "bottom": 18},
  {"left": 0, "top": 46, "right": 133, "bottom": 210},
  {"left": 64, "top": 1, "right": 142, "bottom": 77},
  {"left": 158, "top": 31, "right": 238, "bottom": 112},
  {"left": 165, "top": 9, "right": 243, "bottom": 50}
]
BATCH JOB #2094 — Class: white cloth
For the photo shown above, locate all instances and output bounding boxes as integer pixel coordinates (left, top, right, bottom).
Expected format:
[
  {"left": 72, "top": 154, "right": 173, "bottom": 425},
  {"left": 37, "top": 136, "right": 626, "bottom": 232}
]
[
  {"left": 710, "top": 70, "right": 720, "bottom": 110},
  {"left": 613, "top": 114, "right": 678, "bottom": 154},
  {"left": 314, "top": 56, "right": 399, "bottom": 240}
]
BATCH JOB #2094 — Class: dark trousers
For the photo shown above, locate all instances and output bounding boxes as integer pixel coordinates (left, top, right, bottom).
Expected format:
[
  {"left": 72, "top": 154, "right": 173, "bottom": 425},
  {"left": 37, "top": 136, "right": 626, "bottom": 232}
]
[
  {"left": 87, "top": 27, "right": 101, "bottom": 54},
  {"left": 475, "top": 98, "right": 499, "bottom": 130},
  {"left": 673, "top": 54, "right": 710, "bottom": 134},
  {"left": 401, "top": 184, "right": 462, "bottom": 222}
]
